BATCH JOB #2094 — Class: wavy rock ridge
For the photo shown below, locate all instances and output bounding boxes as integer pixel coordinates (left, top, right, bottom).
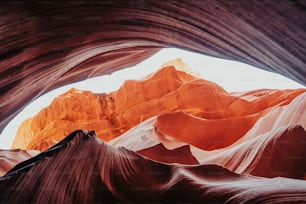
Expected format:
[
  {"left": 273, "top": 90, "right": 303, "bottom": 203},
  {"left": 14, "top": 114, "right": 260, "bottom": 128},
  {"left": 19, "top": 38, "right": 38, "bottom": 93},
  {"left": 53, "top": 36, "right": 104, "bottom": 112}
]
[
  {"left": 0, "top": 149, "right": 39, "bottom": 177},
  {"left": 1, "top": 130, "right": 306, "bottom": 203},
  {"left": 1, "top": 60, "right": 306, "bottom": 202},
  {"left": 1, "top": 1, "right": 306, "bottom": 202}
]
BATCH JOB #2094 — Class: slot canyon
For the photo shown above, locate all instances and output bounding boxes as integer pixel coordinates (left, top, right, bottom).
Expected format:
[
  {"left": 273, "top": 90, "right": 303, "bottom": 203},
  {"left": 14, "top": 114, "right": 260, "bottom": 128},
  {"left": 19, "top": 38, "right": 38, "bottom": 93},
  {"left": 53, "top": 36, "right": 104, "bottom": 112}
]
[{"left": 0, "top": 1, "right": 306, "bottom": 203}]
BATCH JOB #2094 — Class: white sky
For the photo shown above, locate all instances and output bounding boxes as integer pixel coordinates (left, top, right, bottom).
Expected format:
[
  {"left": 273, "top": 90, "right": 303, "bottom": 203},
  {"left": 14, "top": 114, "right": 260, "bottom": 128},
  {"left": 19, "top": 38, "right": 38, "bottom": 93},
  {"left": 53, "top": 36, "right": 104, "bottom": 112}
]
[{"left": 0, "top": 48, "right": 304, "bottom": 149}]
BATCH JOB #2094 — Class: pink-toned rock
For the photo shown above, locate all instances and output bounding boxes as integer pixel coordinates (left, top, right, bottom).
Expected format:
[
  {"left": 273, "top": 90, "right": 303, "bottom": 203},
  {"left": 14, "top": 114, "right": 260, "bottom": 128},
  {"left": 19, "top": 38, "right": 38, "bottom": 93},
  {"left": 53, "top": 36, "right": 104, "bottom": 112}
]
[
  {"left": 0, "top": 149, "right": 39, "bottom": 176},
  {"left": 1, "top": 130, "right": 306, "bottom": 203}
]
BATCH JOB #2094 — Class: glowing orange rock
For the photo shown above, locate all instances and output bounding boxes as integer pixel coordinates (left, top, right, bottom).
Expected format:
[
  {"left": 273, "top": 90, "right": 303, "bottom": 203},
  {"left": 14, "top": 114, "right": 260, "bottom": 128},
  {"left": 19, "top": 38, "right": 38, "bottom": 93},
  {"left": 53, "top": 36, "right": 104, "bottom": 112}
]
[
  {"left": 12, "top": 89, "right": 118, "bottom": 150},
  {"left": 109, "top": 93, "right": 306, "bottom": 178},
  {"left": 12, "top": 60, "right": 305, "bottom": 151}
]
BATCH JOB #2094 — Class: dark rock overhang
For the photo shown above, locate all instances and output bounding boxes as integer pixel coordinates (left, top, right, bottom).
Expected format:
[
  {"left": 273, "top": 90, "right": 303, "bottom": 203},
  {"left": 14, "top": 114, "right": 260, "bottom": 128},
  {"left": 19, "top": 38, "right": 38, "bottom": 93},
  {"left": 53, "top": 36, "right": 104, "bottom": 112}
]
[{"left": 0, "top": 0, "right": 305, "bottom": 133}]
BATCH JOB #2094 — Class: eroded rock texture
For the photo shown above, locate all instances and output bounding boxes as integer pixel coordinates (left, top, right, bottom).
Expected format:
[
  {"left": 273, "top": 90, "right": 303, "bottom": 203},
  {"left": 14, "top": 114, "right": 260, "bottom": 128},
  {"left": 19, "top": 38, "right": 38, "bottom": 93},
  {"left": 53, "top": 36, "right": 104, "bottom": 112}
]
[
  {"left": 12, "top": 63, "right": 305, "bottom": 151},
  {"left": 1, "top": 130, "right": 306, "bottom": 203},
  {"left": 1, "top": 62, "right": 306, "bottom": 202},
  {"left": 1, "top": 1, "right": 306, "bottom": 202},
  {"left": 0, "top": 149, "right": 39, "bottom": 176},
  {"left": 0, "top": 0, "right": 306, "bottom": 132}
]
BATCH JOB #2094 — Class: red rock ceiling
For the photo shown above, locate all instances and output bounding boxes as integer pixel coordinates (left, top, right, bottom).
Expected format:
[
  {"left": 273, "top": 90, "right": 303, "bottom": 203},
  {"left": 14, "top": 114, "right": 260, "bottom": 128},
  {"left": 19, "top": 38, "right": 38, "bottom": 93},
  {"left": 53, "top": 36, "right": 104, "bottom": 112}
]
[{"left": 0, "top": 0, "right": 306, "bottom": 133}]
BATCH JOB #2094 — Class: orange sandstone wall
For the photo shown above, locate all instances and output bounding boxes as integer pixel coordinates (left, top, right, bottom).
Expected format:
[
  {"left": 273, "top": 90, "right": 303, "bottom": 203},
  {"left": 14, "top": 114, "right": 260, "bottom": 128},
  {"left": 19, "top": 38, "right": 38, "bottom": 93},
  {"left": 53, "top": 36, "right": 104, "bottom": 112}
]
[{"left": 12, "top": 62, "right": 305, "bottom": 151}]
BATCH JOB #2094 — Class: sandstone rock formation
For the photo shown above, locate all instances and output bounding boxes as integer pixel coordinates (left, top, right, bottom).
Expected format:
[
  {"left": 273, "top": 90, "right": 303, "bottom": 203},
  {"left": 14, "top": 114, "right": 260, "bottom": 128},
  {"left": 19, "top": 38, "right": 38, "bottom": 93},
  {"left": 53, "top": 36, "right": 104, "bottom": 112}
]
[
  {"left": 1, "top": 130, "right": 306, "bottom": 203},
  {"left": 1, "top": 61, "right": 305, "bottom": 202},
  {"left": 1, "top": 1, "right": 306, "bottom": 202},
  {"left": 0, "top": 0, "right": 305, "bottom": 132},
  {"left": 12, "top": 63, "right": 305, "bottom": 151},
  {"left": 0, "top": 149, "right": 39, "bottom": 176}
]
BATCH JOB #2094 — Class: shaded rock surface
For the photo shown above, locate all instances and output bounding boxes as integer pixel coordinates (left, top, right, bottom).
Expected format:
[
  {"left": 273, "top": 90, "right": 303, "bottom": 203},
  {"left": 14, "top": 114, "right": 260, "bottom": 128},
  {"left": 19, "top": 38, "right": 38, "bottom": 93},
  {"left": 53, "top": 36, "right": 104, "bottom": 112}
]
[
  {"left": 0, "top": 149, "right": 39, "bottom": 176},
  {"left": 1, "top": 0, "right": 306, "bottom": 132},
  {"left": 1, "top": 130, "right": 306, "bottom": 203},
  {"left": 1, "top": 1, "right": 306, "bottom": 200}
]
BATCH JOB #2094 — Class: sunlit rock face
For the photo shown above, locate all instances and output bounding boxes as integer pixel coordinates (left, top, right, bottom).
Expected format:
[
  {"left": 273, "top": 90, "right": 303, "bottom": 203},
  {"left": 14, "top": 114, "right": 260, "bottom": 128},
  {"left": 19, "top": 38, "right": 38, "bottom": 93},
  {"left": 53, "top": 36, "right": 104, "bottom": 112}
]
[
  {"left": 1, "top": 1, "right": 306, "bottom": 201},
  {"left": 1, "top": 61, "right": 306, "bottom": 202},
  {"left": 12, "top": 60, "right": 305, "bottom": 151}
]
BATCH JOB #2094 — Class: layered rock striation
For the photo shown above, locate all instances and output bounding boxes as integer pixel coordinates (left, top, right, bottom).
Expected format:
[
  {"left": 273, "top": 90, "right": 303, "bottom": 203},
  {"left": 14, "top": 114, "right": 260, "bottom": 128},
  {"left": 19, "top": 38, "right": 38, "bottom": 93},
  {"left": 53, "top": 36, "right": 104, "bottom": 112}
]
[
  {"left": 1, "top": 0, "right": 305, "bottom": 132},
  {"left": 1, "top": 130, "right": 306, "bottom": 203},
  {"left": 12, "top": 63, "right": 305, "bottom": 151},
  {"left": 1, "top": 1, "right": 306, "bottom": 202},
  {"left": 1, "top": 61, "right": 305, "bottom": 202}
]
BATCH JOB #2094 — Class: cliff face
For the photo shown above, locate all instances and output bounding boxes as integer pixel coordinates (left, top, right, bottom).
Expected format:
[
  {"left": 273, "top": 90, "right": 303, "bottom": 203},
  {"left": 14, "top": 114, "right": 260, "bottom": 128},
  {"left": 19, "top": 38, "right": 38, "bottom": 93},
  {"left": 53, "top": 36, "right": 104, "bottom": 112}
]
[{"left": 12, "top": 61, "right": 305, "bottom": 151}]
